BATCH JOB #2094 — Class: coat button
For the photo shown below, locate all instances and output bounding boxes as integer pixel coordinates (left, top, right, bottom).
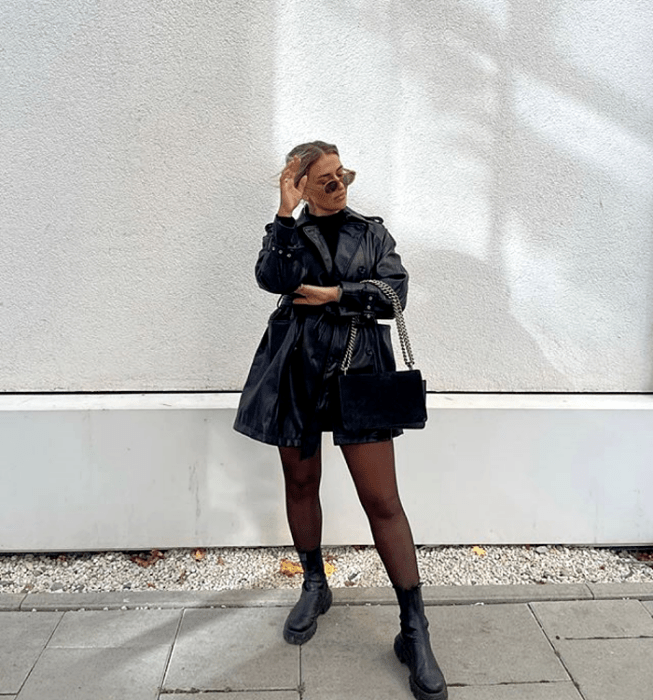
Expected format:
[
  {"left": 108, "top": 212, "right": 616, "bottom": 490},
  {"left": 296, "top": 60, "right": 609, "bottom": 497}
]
[{"left": 358, "top": 266, "right": 366, "bottom": 274}]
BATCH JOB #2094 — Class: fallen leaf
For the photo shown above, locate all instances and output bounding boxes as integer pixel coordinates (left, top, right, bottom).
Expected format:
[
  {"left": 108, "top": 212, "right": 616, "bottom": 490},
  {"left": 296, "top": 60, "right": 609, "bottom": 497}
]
[
  {"left": 344, "top": 580, "right": 355, "bottom": 587},
  {"left": 217, "top": 556, "right": 225, "bottom": 566},
  {"left": 193, "top": 549, "right": 206, "bottom": 561},
  {"left": 129, "top": 549, "right": 165, "bottom": 568},
  {"left": 472, "top": 546, "right": 487, "bottom": 557},
  {"left": 279, "top": 558, "right": 304, "bottom": 577},
  {"left": 278, "top": 558, "right": 336, "bottom": 578}
]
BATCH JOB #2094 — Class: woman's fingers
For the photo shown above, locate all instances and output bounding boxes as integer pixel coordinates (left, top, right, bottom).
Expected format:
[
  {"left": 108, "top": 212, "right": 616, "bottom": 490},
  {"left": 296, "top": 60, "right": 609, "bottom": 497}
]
[
  {"left": 278, "top": 156, "right": 309, "bottom": 215},
  {"left": 296, "top": 174, "right": 307, "bottom": 197},
  {"left": 279, "top": 157, "right": 306, "bottom": 214},
  {"left": 281, "top": 155, "right": 300, "bottom": 182}
]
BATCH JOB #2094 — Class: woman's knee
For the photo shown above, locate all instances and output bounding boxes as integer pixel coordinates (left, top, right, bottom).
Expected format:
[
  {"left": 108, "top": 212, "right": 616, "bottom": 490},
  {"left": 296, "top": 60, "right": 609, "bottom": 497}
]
[
  {"left": 361, "top": 492, "right": 405, "bottom": 523},
  {"left": 280, "top": 447, "right": 321, "bottom": 497}
]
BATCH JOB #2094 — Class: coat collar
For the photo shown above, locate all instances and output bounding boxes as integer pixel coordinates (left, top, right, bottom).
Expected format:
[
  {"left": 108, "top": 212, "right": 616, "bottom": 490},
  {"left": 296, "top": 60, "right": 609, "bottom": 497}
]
[
  {"left": 295, "top": 206, "right": 367, "bottom": 277},
  {"left": 295, "top": 205, "right": 368, "bottom": 228}
]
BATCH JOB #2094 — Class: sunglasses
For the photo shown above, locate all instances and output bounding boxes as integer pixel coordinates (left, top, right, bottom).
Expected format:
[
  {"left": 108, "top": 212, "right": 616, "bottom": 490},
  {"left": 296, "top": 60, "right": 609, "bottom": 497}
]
[{"left": 314, "top": 169, "right": 356, "bottom": 194}]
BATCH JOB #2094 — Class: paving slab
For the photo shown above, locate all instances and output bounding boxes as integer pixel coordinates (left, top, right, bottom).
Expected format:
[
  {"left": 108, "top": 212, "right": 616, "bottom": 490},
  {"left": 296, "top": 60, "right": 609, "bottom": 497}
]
[
  {"left": 449, "top": 682, "right": 583, "bottom": 700},
  {"left": 334, "top": 584, "right": 592, "bottom": 607},
  {"left": 642, "top": 600, "right": 653, "bottom": 616},
  {"left": 164, "top": 607, "right": 299, "bottom": 692},
  {"left": 0, "top": 611, "right": 62, "bottom": 694},
  {"left": 17, "top": 646, "right": 170, "bottom": 700},
  {"left": 553, "top": 638, "right": 653, "bottom": 700},
  {"left": 204, "top": 588, "right": 300, "bottom": 607},
  {"left": 20, "top": 590, "right": 229, "bottom": 611},
  {"left": 48, "top": 609, "right": 182, "bottom": 648},
  {"left": 160, "top": 694, "right": 299, "bottom": 700},
  {"left": 0, "top": 593, "right": 25, "bottom": 611},
  {"left": 333, "top": 586, "right": 397, "bottom": 606},
  {"left": 21, "top": 588, "right": 302, "bottom": 610},
  {"left": 16, "top": 584, "right": 598, "bottom": 612},
  {"left": 420, "top": 584, "right": 592, "bottom": 606},
  {"left": 301, "top": 605, "right": 414, "bottom": 700},
  {"left": 588, "top": 582, "right": 653, "bottom": 600},
  {"left": 302, "top": 603, "right": 568, "bottom": 698},
  {"left": 531, "top": 599, "right": 653, "bottom": 639},
  {"left": 425, "top": 604, "right": 568, "bottom": 686}
]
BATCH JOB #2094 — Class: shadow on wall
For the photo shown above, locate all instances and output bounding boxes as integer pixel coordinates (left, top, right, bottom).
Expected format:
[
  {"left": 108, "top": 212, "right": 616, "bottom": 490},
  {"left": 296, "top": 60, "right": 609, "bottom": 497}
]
[
  {"left": 373, "top": 0, "right": 653, "bottom": 391},
  {"left": 405, "top": 248, "right": 568, "bottom": 391}
]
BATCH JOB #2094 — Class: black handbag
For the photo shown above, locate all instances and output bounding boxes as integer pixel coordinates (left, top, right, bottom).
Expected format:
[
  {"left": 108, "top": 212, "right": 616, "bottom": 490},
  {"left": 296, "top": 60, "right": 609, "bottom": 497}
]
[{"left": 338, "top": 280, "right": 427, "bottom": 431}]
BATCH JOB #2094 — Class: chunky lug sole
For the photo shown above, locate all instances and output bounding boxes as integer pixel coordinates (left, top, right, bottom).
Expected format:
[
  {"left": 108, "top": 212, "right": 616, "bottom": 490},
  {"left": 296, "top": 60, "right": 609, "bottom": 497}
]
[
  {"left": 394, "top": 633, "right": 448, "bottom": 700},
  {"left": 283, "top": 587, "right": 333, "bottom": 645}
]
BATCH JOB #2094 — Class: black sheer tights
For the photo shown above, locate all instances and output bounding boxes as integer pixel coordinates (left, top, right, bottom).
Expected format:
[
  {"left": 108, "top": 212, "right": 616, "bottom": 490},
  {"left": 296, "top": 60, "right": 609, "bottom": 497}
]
[{"left": 279, "top": 440, "right": 419, "bottom": 589}]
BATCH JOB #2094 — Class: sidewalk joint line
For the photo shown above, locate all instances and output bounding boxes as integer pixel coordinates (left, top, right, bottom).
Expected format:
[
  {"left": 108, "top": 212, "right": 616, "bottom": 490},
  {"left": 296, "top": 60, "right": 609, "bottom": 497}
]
[
  {"left": 527, "top": 602, "right": 589, "bottom": 700},
  {"left": 15, "top": 609, "right": 65, "bottom": 697},
  {"left": 158, "top": 609, "right": 185, "bottom": 693}
]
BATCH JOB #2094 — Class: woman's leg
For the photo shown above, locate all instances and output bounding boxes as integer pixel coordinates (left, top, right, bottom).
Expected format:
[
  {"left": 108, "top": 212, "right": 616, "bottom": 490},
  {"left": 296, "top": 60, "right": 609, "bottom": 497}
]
[
  {"left": 341, "top": 440, "right": 447, "bottom": 698},
  {"left": 279, "top": 445, "right": 323, "bottom": 551},
  {"left": 279, "top": 446, "right": 332, "bottom": 645},
  {"left": 339, "top": 440, "right": 419, "bottom": 588}
]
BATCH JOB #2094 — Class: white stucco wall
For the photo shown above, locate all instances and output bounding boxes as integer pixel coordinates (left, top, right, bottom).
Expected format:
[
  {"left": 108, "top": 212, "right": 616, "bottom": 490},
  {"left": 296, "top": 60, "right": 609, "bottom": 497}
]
[{"left": 2, "top": 0, "right": 652, "bottom": 392}]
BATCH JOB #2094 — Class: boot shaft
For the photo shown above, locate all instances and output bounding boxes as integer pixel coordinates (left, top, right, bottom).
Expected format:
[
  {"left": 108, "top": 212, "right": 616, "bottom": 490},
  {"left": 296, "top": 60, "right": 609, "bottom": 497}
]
[
  {"left": 299, "top": 547, "right": 328, "bottom": 589},
  {"left": 394, "top": 583, "right": 429, "bottom": 634}
]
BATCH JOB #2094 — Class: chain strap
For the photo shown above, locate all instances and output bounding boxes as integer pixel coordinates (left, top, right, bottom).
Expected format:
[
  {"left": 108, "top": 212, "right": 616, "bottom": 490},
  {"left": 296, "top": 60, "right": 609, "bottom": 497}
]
[{"left": 340, "top": 280, "right": 415, "bottom": 374}]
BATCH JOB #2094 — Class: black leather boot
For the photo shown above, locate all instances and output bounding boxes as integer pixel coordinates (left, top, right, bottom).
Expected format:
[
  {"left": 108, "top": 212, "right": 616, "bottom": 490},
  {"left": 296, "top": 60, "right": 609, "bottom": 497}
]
[
  {"left": 283, "top": 548, "right": 332, "bottom": 645},
  {"left": 393, "top": 584, "right": 448, "bottom": 700}
]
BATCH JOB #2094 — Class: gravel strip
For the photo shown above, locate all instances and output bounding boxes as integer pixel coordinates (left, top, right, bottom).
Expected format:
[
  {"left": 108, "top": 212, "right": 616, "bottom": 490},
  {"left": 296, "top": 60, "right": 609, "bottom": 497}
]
[{"left": 1, "top": 545, "right": 652, "bottom": 595}]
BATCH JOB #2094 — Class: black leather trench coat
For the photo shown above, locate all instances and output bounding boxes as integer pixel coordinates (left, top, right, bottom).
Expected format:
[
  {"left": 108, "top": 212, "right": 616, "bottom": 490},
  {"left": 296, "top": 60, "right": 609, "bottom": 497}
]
[{"left": 233, "top": 205, "right": 409, "bottom": 457}]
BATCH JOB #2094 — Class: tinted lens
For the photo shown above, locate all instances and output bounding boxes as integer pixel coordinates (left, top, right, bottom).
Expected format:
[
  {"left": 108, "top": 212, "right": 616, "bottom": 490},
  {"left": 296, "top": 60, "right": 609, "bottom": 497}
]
[{"left": 324, "top": 170, "right": 355, "bottom": 194}]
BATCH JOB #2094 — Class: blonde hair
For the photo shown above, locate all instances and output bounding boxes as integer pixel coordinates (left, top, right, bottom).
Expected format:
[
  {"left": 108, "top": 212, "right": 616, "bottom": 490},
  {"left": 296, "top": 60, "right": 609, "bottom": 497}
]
[{"left": 286, "top": 140, "right": 339, "bottom": 187}]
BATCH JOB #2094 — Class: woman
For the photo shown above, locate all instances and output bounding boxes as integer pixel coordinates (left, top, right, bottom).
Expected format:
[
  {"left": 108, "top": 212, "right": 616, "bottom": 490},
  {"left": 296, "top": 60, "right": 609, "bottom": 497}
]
[{"left": 234, "top": 141, "right": 447, "bottom": 700}]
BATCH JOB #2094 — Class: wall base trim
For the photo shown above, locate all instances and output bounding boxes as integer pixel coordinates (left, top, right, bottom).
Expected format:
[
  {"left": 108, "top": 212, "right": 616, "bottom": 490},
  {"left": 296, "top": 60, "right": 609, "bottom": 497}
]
[{"left": 1, "top": 393, "right": 652, "bottom": 551}]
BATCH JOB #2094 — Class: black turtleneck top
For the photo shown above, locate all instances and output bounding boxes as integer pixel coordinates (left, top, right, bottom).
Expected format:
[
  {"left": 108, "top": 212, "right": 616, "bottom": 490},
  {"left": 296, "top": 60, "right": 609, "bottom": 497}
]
[
  {"left": 307, "top": 209, "right": 346, "bottom": 264},
  {"left": 278, "top": 209, "right": 347, "bottom": 266}
]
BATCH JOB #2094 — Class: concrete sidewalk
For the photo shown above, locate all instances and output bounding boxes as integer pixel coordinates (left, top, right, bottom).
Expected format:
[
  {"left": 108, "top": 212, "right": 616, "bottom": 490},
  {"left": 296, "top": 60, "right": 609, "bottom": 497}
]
[{"left": 2, "top": 582, "right": 653, "bottom": 700}]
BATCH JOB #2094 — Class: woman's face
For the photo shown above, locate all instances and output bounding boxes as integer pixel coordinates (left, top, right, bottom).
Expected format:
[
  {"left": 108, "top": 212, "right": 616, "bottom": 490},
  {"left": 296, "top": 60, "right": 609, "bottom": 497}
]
[{"left": 304, "top": 152, "right": 349, "bottom": 216}]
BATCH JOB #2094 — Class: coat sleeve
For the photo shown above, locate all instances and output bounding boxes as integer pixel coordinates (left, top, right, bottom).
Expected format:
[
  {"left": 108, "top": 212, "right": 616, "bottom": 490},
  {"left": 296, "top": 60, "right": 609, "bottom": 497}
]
[
  {"left": 337, "top": 225, "right": 408, "bottom": 320},
  {"left": 255, "top": 216, "right": 311, "bottom": 295}
]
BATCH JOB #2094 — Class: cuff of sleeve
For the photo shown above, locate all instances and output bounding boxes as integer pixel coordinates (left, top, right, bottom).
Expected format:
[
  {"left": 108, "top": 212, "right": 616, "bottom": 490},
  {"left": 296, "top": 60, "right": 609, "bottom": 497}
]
[
  {"left": 274, "top": 215, "right": 297, "bottom": 246},
  {"left": 338, "top": 281, "right": 364, "bottom": 310}
]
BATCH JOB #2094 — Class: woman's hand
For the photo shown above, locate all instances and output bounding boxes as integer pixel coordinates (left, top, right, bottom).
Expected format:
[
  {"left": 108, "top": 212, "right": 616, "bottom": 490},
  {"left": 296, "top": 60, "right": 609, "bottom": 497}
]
[
  {"left": 292, "top": 284, "right": 341, "bottom": 305},
  {"left": 278, "top": 156, "right": 308, "bottom": 217}
]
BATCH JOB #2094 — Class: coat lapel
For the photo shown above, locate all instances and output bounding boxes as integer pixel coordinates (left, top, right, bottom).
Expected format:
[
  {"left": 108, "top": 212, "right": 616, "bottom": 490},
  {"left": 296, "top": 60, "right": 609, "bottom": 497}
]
[
  {"left": 334, "top": 220, "right": 366, "bottom": 280},
  {"left": 297, "top": 206, "right": 367, "bottom": 280},
  {"left": 302, "top": 225, "right": 334, "bottom": 276}
]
